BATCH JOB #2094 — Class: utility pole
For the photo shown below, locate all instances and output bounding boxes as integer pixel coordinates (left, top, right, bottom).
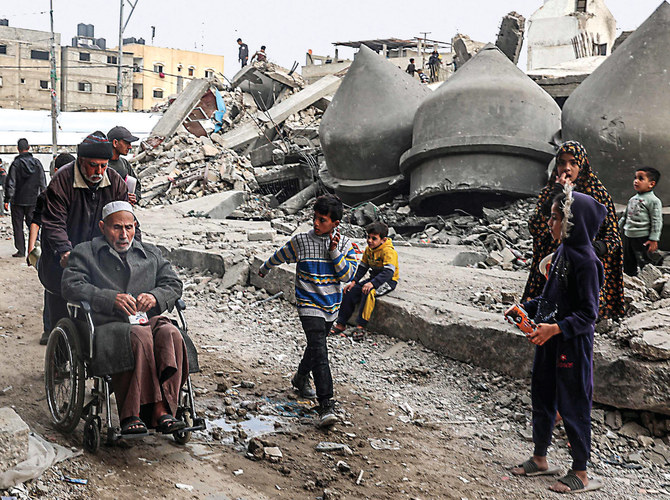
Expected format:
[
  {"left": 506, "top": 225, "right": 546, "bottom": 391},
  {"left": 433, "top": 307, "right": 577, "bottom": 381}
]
[
  {"left": 49, "top": 0, "right": 58, "bottom": 159},
  {"left": 116, "top": 0, "right": 138, "bottom": 112},
  {"left": 419, "top": 31, "right": 431, "bottom": 69}
]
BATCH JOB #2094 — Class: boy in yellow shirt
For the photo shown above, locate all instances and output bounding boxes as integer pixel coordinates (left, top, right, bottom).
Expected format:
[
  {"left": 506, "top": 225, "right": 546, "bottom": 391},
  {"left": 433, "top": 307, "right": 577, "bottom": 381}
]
[{"left": 330, "top": 222, "right": 399, "bottom": 340}]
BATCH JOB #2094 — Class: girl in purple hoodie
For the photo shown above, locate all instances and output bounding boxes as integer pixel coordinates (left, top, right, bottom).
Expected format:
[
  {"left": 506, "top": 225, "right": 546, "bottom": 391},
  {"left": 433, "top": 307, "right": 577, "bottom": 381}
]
[{"left": 512, "top": 186, "right": 606, "bottom": 493}]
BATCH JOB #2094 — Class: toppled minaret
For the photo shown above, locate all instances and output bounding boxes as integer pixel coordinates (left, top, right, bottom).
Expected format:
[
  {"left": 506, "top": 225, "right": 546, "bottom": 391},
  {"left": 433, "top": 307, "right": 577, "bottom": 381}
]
[
  {"left": 320, "top": 45, "right": 431, "bottom": 204},
  {"left": 400, "top": 44, "right": 561, "bottom": 215},
  {"left": 496, "top": 11, "right": 526, "bottom": 64}
]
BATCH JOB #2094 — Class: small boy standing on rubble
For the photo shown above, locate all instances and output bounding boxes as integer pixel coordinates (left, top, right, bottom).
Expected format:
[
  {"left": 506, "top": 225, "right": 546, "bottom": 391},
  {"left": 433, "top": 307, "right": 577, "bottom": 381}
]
[
  {"left": 330, "top": 221, "right": 399, "bottom": 341},
  {"left": 258, "top": 194, "right": 357, "bottom": 427},
  {"left": 509, "top": 185, "right": 605, "bottom": 493},
  {"left": 619, "top": 166, "right": 663, "bottom": 275}
]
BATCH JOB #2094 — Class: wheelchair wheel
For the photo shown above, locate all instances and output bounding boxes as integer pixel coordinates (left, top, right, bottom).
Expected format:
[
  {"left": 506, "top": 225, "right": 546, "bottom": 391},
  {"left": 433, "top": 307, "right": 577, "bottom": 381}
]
[
  {"left": 83, "top": 415, "right": 101, "bottom": 453},
  {"left": 45, "top": 318, "right": 85, "bottom": 433},
  {"left": 173, "top": 408, "right": 193, "bottom": 445}
]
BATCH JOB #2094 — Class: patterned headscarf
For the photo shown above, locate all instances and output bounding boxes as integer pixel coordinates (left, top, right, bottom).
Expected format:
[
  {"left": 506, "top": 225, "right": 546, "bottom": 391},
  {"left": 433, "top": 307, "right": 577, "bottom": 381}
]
[{"left": 524, "top": 139, "right": 625, "bottom": 318}]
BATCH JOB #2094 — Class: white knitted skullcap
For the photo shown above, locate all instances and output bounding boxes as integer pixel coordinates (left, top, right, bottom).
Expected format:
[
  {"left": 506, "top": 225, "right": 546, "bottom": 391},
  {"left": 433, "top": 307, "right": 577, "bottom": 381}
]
[{"left": 102, "top": 200, "right": 134, "bottom": 220}]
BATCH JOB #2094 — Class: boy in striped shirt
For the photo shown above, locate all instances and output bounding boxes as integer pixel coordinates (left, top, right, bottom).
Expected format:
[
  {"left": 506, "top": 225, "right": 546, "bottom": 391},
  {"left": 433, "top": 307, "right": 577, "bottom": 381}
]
[{"left": 258, "top": 194, "right": 357, "bottom": 427}]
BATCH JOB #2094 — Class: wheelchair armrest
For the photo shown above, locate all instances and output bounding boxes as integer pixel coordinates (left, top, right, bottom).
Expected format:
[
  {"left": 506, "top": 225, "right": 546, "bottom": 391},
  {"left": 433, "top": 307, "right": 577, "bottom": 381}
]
[
  {"left": 176, "top": 299, "right": 186, "bottom": 311},
  {"left": 80, "top": 301, "right": 92, "bottom": 314}
]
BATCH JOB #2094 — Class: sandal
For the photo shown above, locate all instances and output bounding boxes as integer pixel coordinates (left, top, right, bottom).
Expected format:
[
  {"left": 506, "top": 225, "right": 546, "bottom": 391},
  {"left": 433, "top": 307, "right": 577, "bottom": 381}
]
[
  {"left": 352, "top": 326, "right": 367, "bottom": 341},
  {"left": 512, "top": 458, "right": 560, "bottom": 477},
  {"left": 550, "top": 471, "right": 603, "bottom": 493},
  {"left": 121, "top": 416, "right": 148, "bottom": 435},
  {"left": 156, "top": 414, "right": 187, "bottom": 434},
  {"left": 329, "top": 324, "right": 346, "bottom": 336}
]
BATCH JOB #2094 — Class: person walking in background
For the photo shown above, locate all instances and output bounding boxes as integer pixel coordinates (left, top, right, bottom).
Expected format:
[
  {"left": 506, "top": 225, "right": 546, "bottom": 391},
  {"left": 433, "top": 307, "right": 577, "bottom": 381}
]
[
  {"left": 237, "top": 38, "right": 249, "bottom": 68},
  {"left": 4, "top": 138, "right": 46, "bottom": 257},
  {"left": 108, "top": 126, "right": 142, "bottom": 205}
]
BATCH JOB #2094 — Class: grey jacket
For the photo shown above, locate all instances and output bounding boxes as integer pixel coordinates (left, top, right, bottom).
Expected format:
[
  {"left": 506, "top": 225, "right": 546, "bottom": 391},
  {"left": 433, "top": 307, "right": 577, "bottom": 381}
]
[{"left": 61, "top": 236, "right": 183, "bottom": 375}]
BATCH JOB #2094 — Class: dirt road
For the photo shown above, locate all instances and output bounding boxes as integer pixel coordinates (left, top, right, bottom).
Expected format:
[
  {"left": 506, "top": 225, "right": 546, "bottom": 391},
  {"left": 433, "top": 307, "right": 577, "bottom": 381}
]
[{"left": 0, "top": 219, "right": 664, "bottom": 499}]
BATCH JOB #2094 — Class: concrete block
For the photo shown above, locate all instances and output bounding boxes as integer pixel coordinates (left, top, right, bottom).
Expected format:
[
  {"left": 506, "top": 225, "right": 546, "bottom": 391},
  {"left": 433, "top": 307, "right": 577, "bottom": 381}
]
[
  {"left": 172, "top": 191, "right": 247, "bottom": 220},
  {"left": 201, "top": 144, "right": 219, "bottom": 157},
  {"left": 247, "top": 230, "right": 274, "bottom": 242},
  {"left": 158, "top": 245, "right": 225, "bottom": 277},
  {"left": 250, "top": 256, "right": 296, "bottom": 304},
  {"left": 220, "top": 262, "right": 250, "bottom": 289},
  {"left": 0, "top": 407, "right": 30, "bottom": 473}
]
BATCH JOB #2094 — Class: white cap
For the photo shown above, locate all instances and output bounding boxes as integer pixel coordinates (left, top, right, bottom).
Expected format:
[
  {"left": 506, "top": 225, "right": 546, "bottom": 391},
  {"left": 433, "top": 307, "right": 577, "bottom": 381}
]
[{"left": 102, "top": 200, "right": 134, "bottom": 220}]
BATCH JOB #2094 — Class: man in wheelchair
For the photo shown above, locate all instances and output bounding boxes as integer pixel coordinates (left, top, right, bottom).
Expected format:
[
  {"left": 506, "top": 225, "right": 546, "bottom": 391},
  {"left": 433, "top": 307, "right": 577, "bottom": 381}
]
[{"left": 61, "top": 201, "right": 188, "bottom": 436}]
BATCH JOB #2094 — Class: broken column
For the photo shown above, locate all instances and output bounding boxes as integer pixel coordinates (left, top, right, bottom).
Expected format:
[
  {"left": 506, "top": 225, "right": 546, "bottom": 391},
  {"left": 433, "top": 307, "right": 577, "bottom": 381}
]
[
  {"left": 451, "top": 34, "right": 486, "bottom": 69},
  {"left": 319, "top": 45, "right": 431, "bottom": 204},
  {"left": 562, "top": 2, "right": 670, "bottom": 207},
  {"left": 400, "top": 44, "right": 561, "bottom": 215},
  {"left": 495, "top": 11, "right": 526, "bottom": 64}
]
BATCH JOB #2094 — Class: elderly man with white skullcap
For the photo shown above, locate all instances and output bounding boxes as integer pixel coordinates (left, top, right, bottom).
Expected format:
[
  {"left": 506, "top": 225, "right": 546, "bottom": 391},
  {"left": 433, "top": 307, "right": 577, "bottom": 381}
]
[{"left": 62, "top": 201, "right": 188, "bottom": 436}]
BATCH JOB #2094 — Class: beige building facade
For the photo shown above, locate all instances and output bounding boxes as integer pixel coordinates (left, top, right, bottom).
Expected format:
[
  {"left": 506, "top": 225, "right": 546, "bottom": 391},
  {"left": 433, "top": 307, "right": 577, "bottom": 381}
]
[
  {"left": 61, "top": 46, "right": 133, "bottom": 112},
  {"left": 123, "top": 43, "right": 224, "bottom": 110},
  {"left": 0, "top": 25, "right": 61, "bottom": 110}
]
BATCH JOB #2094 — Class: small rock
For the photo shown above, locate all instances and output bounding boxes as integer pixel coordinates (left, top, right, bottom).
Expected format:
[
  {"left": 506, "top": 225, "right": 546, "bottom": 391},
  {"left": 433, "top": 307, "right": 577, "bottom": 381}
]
[
  {"left": 336, "top": 460, "right": 351, "bottom": 473},
  {"left": 618, "top": 421, "right": 650, "bottom": 439},
  {"left": 264, "top": 446, "right": 283, "bottom": 463},
  {"left": 240, "top": 380, "right": 256, "bottom": 388},
  {"left": 176, "top": 483, "right": 194, "bottom": 491},
  {"left": 397, "top": 206, "right": 411, "bottom": 215},
  {"left": 638, "top": 435, "right": 655, "bottom": 447},
  {"left": 605, "top": 410, "right": 623, "bottom": 430}
]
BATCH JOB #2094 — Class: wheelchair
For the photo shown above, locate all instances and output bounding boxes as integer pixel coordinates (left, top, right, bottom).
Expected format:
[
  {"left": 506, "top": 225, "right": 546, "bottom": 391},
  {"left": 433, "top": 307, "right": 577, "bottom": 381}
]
[{"left": 44, "top": 299, "right": 206, "bottom": 453}]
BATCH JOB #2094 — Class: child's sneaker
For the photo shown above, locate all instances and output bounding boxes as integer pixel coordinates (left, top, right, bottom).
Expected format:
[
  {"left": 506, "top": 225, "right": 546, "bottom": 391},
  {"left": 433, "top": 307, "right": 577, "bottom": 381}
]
[
  {"left": 317, "top": 399, "right": 339, "bottom": 428},
  {"left": 291, "top": 372, "right": 316, "bottom": 399}
]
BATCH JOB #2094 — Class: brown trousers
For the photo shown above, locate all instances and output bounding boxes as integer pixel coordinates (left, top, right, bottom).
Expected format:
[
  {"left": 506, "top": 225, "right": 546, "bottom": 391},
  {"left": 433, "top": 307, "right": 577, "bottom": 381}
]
[{"left": 111, "top": 316, "right": 188, "bottom": 426}]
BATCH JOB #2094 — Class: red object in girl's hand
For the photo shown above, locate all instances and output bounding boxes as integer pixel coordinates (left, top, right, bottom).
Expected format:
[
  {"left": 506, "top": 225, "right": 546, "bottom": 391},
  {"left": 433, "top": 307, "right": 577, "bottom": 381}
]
[{"left": 504, "top": 304, "right": 537, "bottom": 335}]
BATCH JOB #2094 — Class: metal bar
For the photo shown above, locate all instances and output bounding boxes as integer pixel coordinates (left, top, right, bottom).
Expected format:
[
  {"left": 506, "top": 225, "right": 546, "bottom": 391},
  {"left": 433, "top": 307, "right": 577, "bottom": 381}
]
[
  {"left": 116, "top": 0, "right": 124, "bottom": 112},
  {"left": 104, "top": 377, "right": 113, "bottom": 430},
  {"left": 49, "top": 0, "right": 58, "bottom": 159}
]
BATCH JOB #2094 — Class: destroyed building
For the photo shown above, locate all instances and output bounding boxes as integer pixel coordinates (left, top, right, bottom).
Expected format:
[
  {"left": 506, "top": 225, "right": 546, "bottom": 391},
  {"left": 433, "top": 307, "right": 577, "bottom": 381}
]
[{"left": 526, "top": 0, "right": 617, "bottom": 71}]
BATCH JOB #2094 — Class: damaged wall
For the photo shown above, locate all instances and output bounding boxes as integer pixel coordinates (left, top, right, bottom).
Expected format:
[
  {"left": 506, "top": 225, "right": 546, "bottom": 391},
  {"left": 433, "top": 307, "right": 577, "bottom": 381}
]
[{"left": 527, "top": 0, "right": 616, "bottom": 70}]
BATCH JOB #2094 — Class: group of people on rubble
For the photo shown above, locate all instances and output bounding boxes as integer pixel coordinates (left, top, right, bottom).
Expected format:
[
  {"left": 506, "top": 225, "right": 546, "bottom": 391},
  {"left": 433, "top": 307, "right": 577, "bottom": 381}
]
[{"left": 237, "top": 38, "right": 267, "bottom": 68}]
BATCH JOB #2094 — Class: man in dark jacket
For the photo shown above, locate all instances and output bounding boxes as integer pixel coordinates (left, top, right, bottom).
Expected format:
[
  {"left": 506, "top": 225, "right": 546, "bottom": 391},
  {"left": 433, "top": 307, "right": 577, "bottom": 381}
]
[
  {"left": 107, "top": 126, "right": 142, "bottom": 205},
  {"left": 39, "top": 131, "right": 129, "bottom": 328},
  {"left": 62, "top": 201, "right": 188, "bottom": 435},
  {"left": 4, "top": 138, "right": 47, "bottom": 257},
  {"left": 237, "top": 38, "right": 249, "bottom": 68}
]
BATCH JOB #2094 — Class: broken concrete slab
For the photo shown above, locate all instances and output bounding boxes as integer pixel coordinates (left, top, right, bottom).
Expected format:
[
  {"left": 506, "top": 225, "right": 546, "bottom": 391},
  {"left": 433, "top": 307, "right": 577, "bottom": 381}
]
[
  {"left": 496, "top": 11, "right": 526, "bottom": 64},
  {"left": 171, "top": 191, "right": 247, "bottom": 220},
  {"left": 158, "top": 245, "right": 225, "bottom": 277},
  {"left": 279, "top": 183, "right": 318, "bottom": 215},
  {"left": 0, "top": 407, "right": 29, "bottom": 473},
  {"left": 219, "top": 75, "right": 341, "bottom": 151},
  {"left": 220, "top": 261, "right": 250, "bottom": 289},
  {"left": 631, "top": 331, "right": 670, "bottom": 361},
  {"left": 150, "top": 79, "right": 211, "bottom": 140}
]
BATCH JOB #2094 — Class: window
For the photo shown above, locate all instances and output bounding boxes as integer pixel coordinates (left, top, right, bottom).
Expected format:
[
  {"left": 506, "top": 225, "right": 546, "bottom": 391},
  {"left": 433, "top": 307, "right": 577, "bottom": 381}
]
[
  {"left": 106, "top": 84, "right": 117, "bottom": 94},
  {"left": 79, "top": 52, "right": 91, "bottom": 62},
  {"left": 153, "top": 63, "right": 163, "bottom": 73},
  {"left": 204, "top": 69, "right": 214, "bottom": 78},
  {"left": 0, "top": 45, "right": 6, "bottom": 55},
  {"left": 30, "top": 50, "right": 49, "bottom": 60},
  {"left": 133, "top": 83, "right": 143, "bottom": 99},
  {"left": 576, "top": 0, "right": 587, "bottom": 12},
  {"left": 20, "top": 78, "right": 25, "bottom": 84},
  {"left": 188, "top": 66, "right": 194, "bottom": 76},
  {"left": 78, "top": 81, "right": 92, "bottom": 92},
  {"left": 153, "top": 88, "right": 164, "bottom": 98},
  {"left": 177, "top": 64, "right": 182, "bottom": 72},
  {"left": 107, "top": 55, "right": 118, "bottom": 64},
  {"left": 594, "top": 43, "right": 607, "bottom": 56},
  {"left": 40, "top": 80, "right": 49, "bottom": 89}
]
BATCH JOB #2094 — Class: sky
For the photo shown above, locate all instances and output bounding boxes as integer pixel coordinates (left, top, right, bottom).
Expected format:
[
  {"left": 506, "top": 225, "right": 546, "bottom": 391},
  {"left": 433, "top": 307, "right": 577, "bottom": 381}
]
[{"left": 1, "top": 0, "right": 664, "bottom": 79}]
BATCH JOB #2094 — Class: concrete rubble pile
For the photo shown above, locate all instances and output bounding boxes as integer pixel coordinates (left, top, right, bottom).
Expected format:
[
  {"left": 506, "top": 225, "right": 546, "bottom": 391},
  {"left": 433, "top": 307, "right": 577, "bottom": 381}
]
[{"left": 131, "top": 63, "right": 334, "bottom": 212}]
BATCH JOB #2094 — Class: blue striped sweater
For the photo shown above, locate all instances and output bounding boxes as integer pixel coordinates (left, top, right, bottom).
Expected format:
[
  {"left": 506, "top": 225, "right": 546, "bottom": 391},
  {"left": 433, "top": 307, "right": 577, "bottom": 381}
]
[{"left": 260, "top": 230, "right": 357, "bottom": 320}]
